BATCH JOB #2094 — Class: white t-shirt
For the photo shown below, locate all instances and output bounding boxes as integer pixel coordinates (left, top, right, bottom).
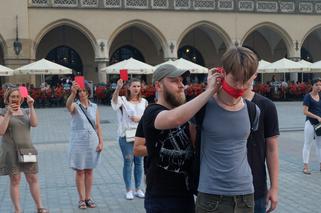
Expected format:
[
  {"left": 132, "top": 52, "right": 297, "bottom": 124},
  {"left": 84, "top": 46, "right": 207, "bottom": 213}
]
[{"left": 111, "top": 96, "right": 148, "bottom": 137}]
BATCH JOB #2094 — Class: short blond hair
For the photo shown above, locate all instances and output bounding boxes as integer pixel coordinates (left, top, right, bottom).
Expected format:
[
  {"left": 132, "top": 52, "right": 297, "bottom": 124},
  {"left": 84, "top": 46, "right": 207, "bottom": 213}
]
[
  {"left": 221, "top": 46, "right": 258, "bottom": 84},
  {"left": 3, "top": 87, "right": 23, "bottom": 105}
]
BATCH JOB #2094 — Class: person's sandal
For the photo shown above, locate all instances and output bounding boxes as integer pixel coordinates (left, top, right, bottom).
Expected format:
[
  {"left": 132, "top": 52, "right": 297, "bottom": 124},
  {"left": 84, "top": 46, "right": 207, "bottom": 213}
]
[
  {"left": 78, "top": 200, "right": 87, "bottom": 209},
  {"left": 303, "top": 168, "right": 311, "bottom": 175},
  {"left": 37, "top": 208, "right": 49, "bottom": 213},
  {"left": 85, "top": 198, "right": 96, "bottom": 208}
]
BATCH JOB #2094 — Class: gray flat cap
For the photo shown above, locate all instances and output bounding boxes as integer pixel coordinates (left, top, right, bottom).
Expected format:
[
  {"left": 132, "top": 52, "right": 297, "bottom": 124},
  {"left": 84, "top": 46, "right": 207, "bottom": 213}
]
[{"left": 152, "top": 64, "right": 189, "bottom": 84}]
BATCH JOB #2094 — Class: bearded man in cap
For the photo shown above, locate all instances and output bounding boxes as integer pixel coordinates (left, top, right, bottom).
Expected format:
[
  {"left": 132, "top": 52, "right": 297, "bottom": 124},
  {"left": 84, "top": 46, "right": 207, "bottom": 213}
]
[{"left": 141, "top": 64, "right": 221, "bottom": 213}]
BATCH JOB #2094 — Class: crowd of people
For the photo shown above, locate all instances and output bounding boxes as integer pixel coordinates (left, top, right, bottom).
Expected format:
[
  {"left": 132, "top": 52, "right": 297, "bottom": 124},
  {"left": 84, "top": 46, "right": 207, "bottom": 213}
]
[
  {"left": 0, "top": 74, "right": 314, "bottom": 110},
  {"left": 1, "top": 46, "right": 321, "bottom": 213}
]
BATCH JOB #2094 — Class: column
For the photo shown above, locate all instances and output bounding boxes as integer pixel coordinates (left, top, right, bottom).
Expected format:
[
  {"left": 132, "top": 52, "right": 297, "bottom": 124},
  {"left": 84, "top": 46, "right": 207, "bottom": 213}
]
[
  {"left": 95, "top": 39, "right": 108, "bottom": 83},
  {"left": 95, "top": 58, "right": 108, "bottom": 83},
  {"left": 163, "top": 40, "right": 178, "bottom": 61},
  {"left": 288, "top": 40, "right": 301, "bottom": 82}
]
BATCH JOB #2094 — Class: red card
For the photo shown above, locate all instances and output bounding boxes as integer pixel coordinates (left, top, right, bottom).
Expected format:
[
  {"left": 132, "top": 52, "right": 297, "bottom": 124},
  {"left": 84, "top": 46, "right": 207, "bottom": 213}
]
[
  {"left": 75, "top": 76, "right": 85, "bottom": 89},
  {"left": 19, "top": 86, "right": 28, "bottom": 98},
  {"left": 120, "top": 69, "right": 128, "bottom": 81}
]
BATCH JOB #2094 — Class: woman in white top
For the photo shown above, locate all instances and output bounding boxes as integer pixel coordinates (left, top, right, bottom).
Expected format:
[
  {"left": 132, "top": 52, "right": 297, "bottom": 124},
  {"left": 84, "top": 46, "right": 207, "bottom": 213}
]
[{"left": 111, "top": 78, "right": 148, "bottom": 200}]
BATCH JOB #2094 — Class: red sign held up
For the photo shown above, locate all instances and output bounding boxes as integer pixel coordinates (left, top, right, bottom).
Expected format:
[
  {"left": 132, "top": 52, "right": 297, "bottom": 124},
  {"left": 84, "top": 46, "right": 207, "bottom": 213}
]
[
  {"left": 120, "top": 69, "right": 128, "bottom": 81},
  {"left": 75, "top": 76, "right": 85, "bottom": 89},
  {"left": 19, "top": 86, "right": 29, "bottom": 98}
]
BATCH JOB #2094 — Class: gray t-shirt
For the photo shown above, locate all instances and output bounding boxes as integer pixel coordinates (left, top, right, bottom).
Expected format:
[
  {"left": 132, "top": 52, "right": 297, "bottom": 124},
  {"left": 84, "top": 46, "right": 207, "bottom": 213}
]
[{"left": 198, "top": 98, "right": 259, "bottom": 195}]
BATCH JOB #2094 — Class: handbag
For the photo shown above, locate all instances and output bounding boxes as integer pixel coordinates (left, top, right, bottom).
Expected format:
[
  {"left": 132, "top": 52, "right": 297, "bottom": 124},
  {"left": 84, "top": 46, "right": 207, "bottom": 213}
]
[
  {"left": 119, "top": 97, "right": 137, "bottom": 142},
  {"left": 125, "top": 128, "right": 136, "bottom": 142},
  {"left": 314, "top": 123, "right": 321, "bottom": 136},
  {"left": 17, "top": 148, "right": 38, "bottom": 163}
]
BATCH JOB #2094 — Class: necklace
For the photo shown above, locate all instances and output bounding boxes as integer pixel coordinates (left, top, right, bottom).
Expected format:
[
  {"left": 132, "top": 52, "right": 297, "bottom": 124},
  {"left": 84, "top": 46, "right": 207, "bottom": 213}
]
[{"left": 217, "top": 90, "right": 242, "bottom": 106}]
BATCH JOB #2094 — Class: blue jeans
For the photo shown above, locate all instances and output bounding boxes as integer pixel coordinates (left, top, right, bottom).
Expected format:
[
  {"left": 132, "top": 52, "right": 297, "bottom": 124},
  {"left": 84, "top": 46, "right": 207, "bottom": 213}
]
[
  {"left": 118, "top": 137, "right": 143, "bottom": 191},
  {"left": 145, "top": 195, "right": 195, "bottom": 213},
  {"left": 196, "top": 192, "right": 254, "bottom": 213},
  {"left": 254, "top": 196, "right": 266, "bottom": 213}
]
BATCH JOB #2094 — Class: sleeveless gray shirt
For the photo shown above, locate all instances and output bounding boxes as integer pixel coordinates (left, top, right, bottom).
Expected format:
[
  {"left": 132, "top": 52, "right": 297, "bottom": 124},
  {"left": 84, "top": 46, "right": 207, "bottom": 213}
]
[{"left": 198, "top": 98, "right": 259, "bottom": 195}]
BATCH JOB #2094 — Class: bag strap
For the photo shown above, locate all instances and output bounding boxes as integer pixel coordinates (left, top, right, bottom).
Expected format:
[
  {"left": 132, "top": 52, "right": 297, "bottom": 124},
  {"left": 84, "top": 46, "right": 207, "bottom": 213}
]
[
  {"left": 120, "top": 96, "right": 129, "bottom": 114},
  {"left": 195, "top": 103, "right": 207, "bottom": 150},
  {"left": 245, "top": 99, "right": 258, "bottom": 146},
  {"left": 78, "top": 103, "right": 96, "bottom": 131},
  {"left": 245, "top": 99, "right": 257, "bottom": 131}
]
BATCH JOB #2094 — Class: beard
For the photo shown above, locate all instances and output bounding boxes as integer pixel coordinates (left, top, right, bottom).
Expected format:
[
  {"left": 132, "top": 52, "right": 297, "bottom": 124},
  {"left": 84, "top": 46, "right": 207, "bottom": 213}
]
[{"left": 163, "top": 85, "right": 186, "bottom": 107}]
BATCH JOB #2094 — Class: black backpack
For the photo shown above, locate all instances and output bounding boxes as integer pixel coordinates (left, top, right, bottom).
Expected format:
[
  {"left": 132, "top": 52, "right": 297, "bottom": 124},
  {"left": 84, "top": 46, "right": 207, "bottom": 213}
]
[{"left": 189, "top": 99, "right": 257, "bottom": 195}]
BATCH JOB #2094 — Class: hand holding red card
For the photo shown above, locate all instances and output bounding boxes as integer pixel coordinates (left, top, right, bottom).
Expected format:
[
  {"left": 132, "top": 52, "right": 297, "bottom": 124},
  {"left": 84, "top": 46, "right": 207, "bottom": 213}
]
[
  {"left": 120, "top": 69, "right": 128, "bottom": 81},
  {"left": 75, "top": 76, "right": 85, "bottom": 89},
  {"left": 19, "top": 86, "right": 29, "bottom": 98}
]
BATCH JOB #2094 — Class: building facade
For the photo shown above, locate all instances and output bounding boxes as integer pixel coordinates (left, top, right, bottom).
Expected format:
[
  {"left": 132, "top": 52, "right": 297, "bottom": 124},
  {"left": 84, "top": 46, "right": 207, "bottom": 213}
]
[{"left": 1, "top": 0, "right": 321, "bottom": 85}]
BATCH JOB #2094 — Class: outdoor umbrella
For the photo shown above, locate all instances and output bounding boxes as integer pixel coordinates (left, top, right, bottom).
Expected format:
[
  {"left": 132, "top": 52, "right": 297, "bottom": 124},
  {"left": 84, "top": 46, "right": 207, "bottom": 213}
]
[
  {"left": 257, "top": 60, "right": 271, "bottom": 83},
  {"left": 102, "top": 58, "right": 154, "bottom": 75},
  {"left": 310, "top": 60, "right": 321, "bottom": 73},
  {"left": 0, "top": 64, "right": 14, "bottom": 76},
  {"left": 298, "top": 59, "right": 312, "bottom": 71},
  {"left": 154, "top": 58, "right": 208, "bottom": 74},
  {"left": 298, "top": 60, "right": 312, "bottom": 81},
  {"left": 257, "top": 60, "right": 271, "bottom": 73},
  {"left": 262, "top": 58, "right": 307, "bottom": 80},
  {"left": 262, "top": 58, "right": 307, "bottom": 73},
  {"left": 14, "top": 58, "right": 72, "bottom": 75}
]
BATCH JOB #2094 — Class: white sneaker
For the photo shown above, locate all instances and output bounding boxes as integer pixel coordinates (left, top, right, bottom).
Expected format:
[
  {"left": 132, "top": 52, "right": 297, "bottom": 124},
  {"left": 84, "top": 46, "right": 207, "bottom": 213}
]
[
  {"left": 125, "top": 191, "right": 134, "bottom": 200},
  {"left": 134, "top": 189, "right": 145, "bottom": 198}
]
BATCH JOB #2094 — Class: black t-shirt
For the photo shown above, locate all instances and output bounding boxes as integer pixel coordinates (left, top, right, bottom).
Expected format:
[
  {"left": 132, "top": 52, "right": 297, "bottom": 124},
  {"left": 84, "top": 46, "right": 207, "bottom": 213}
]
[
  {"left": 303, "top": 93, "right": 321, "bottom": 125},
  {"left": 247, "top": 93, "right": 279, "bottom": 199},
  {"left": 135, "top": 120, "right": 149, "bottom": 174},
  {"left": 142, "top": 104, "right": 194, "bottom": 198}
]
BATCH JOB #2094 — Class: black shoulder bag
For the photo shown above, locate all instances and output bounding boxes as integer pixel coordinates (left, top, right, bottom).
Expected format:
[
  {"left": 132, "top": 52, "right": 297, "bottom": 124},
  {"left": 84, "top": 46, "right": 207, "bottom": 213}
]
[{"left": 314, "top": 123, "right": 321, "bottom": 136}]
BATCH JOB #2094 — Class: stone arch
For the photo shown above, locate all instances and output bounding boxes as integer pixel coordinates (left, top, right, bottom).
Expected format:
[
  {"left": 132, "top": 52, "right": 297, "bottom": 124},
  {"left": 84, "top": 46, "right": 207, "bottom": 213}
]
[
  {"left": 301, "top": 24, "right": 321, "bottom": 62},
  {"left": 177, "top": 21, "right": 231, "bottom": 48},
  {"left": 0, "top": 34, "right": 7, "bottom": 61},
  {"left": 177, "top": 21, "right": 231, "bottom": 67},
  {"left": 108, "top": 19, "right": 167, "bottom": 54},
  {"left": 301, "top": 24, "right": 321, "bottom": 46},
  {"left": 109, "top": 19, "right": 167, "bottom": 62},
  {"left": 33, "top": 19, "right": 96, "bottom": 57},
  {"left": 33, "top": 20, "right": 97, "bottom": 83},
  {"left": 241, "top": 22, "right": 293, "bottom": 58}
]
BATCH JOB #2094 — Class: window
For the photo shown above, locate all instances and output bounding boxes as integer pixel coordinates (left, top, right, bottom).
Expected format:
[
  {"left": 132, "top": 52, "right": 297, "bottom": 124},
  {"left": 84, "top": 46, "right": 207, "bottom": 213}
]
[
  {"left": 178, "top": 45, "right": 204, "bottom": 66},
  {"left": 110, "top": 45, "right": 145, "bottom": 65},
  {"left": 46, "top": 45, "right": 83, "bottom": 75}
]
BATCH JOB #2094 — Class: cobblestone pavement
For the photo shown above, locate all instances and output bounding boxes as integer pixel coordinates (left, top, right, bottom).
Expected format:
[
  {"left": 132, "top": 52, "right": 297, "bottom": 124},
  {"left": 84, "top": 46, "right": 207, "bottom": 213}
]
[{"left": 0, "top": 102, "right": 321, "bottom": 213}]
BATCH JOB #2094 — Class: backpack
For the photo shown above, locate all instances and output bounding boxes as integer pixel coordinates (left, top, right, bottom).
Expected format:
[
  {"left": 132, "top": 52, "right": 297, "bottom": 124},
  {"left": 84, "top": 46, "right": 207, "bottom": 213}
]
[{"left": 189, "top": 99, "right": 257, "bottom": 195}]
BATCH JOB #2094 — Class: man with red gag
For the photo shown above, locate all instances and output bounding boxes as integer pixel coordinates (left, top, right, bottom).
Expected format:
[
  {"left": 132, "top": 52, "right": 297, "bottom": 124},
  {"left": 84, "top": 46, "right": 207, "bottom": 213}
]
[{"left": 195, "top": 47, "right": 260, "bottom": 213}]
